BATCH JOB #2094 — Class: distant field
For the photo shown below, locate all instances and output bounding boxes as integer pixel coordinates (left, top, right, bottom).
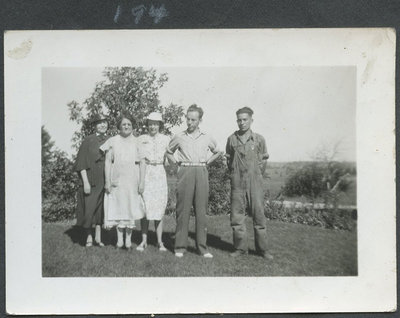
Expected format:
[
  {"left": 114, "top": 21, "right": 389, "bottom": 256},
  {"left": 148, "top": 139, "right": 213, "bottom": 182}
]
[
  {"left": 167, "top": 161, "right": 357, "bottom": 206},
  {"left": 264, "top": 162, "right": 357, "bottom": 205}
]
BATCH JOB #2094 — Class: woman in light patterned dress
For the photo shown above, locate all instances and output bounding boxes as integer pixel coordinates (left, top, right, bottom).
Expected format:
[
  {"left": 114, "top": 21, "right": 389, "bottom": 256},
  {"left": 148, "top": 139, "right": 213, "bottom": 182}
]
[
  {"left": 137, "top": 112, "right": 170, "bottom": 252},
  {"left": 101, "top": 115, "right": 145, "bottom": 249}
]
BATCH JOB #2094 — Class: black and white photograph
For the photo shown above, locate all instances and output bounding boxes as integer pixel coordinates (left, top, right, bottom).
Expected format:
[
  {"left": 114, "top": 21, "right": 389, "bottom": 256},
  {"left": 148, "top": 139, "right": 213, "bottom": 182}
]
[
  {"left": 5, "top": 29, "right": 396, "bottom": 314},
  {"left": 41, "top": 66, "right": 357, "bottom": 277}
]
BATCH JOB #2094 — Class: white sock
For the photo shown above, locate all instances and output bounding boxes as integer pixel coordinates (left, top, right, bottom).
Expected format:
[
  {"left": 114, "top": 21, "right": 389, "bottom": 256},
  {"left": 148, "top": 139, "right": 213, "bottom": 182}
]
[
  {"left": 95, "top": 225, "right": 101, "bottom": 243},
  {"left": 125, "top": 228, "right": 132, "bottom": 247},
  {"left": 117, "top": 227, "right": 124, "bottom": 246}
]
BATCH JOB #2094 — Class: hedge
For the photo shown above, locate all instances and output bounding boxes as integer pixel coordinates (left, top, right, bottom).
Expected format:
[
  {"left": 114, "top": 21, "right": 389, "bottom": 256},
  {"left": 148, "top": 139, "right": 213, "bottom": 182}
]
[{"left": 42, "top": 152, "right": 356, "bottom": 231}]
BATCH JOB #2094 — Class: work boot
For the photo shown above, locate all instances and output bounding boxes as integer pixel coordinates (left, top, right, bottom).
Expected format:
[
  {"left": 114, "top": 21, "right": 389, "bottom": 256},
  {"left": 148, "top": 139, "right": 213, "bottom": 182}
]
[{"left": 261, "top": 251, "right": 274, "bottom": 260}]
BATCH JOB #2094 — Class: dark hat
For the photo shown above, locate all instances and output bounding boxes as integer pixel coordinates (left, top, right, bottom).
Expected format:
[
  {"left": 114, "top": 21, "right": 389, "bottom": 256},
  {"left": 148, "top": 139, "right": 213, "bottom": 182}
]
[
  {"left": 236, "top": 107, "right": 254, "bottom": 116},
  {"left": 91, "top": 114, "right": 107, "bottom": 125}
]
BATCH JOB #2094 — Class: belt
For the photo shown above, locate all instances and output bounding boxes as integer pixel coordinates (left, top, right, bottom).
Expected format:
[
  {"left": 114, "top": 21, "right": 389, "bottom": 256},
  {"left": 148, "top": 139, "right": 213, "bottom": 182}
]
[
  {"left": 135, "top": 161, "right": 164, "bottom": 165},
  {"left": 180, "top": 162, "right": 207, "bottom": 167}
]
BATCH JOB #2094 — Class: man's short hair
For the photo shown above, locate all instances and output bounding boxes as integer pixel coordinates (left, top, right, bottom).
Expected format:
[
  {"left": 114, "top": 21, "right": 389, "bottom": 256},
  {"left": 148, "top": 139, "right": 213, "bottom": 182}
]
[
  {"left": 236, "top": 107, "right": 254, "bottom": 116},
  {"left": 187, "top": 104, "right": 204, "bottom": 119}
]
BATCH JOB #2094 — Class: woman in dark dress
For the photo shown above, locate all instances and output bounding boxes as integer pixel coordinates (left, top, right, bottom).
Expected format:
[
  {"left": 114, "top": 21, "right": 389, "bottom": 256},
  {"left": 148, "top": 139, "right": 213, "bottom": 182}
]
[{"left": 74, "top": 114, "right": 108, "bottom": 247}]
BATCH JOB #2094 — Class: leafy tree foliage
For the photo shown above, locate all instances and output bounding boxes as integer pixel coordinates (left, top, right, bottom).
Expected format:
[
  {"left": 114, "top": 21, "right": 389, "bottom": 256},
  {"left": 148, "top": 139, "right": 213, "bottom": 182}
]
[
  {"left": 42, "top": 126, "right": 55, "bottom": 165},
  {"left": 42, "top": 129, "right": 78, "bottom": 222},
  {"left": 283, "top": 162, "right": 325, "bottom": 200},
  {"left": 68, "top": 67, "right": 184, "bottom": 150},
  {"left": 283, "top": 161, "right": 354, "bottom": 203},
  {"left": 44, "top": 67, "right": 186, "bottom": 222},
  {"left": 207, "top": 156, "right": 231, "bottom": 215}
]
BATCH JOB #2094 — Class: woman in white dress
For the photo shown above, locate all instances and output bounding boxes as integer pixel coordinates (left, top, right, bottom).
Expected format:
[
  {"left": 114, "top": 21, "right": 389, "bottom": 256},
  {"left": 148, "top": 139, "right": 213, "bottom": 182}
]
[
  {"left": 101, "top": 115, "right": 145, "bottom": 249},
  {"left": 137, "top": 112, "right": 170, "bottom": 252}
]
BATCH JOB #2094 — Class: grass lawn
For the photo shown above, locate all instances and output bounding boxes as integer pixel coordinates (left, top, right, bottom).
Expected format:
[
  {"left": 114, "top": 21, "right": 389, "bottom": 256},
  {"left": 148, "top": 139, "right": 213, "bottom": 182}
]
[{"left": 43, "top": 215, "right": 357, "bottom": 277}]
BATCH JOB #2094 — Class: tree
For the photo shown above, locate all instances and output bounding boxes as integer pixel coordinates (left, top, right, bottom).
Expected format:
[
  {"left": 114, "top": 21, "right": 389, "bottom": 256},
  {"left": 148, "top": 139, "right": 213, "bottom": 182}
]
[
  {"left": 68, "top": 67, "right": 184, "bottom": 150},
  {"left": 312, "top": 141, "right": 354, "bottom": 206},
  {"left": 42, "top": 127, "right": 78, "bottom": 222},
  {"left": 283, "top": 162, "right": 326, "bottom": 201},
  {"left": 283, "top": 141, "right": 355, "bottom": 205},
  {"left": 42, "top": 150, "right": 78, "bottom": 221},
  {"left": 41, "top": 126, "right": 55, "bottom": 165}
]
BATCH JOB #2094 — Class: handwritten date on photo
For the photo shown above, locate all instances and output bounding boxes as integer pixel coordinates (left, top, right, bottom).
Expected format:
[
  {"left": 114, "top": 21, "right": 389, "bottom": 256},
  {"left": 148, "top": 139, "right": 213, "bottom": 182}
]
[{"left": 114, "top": 4, "right": 169, "bottom": 25}]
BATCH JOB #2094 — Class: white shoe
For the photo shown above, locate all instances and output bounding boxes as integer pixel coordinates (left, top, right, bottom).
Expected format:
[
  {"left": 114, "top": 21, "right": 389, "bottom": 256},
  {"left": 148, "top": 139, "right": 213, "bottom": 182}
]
[
  {"left": 136, "top": 242, "right": 147, "bottom": 252},
  {"left": 203, "top": 252, "right": 213, "bottom": 258},
  {"left": 158, "top": 242, "right": 167, "bottom": 252},
  {"left": 175, "top": 252, "right": 184, "bottom": 258},
  {"left": 116, "top": 242, "right": 123, "bottom": 249}
]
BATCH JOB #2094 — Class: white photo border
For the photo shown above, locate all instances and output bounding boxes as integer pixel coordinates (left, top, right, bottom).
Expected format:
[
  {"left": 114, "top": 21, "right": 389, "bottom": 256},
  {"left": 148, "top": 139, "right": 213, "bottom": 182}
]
[{"left": 4, "top": 28, "right": 396, "bottom": 314}]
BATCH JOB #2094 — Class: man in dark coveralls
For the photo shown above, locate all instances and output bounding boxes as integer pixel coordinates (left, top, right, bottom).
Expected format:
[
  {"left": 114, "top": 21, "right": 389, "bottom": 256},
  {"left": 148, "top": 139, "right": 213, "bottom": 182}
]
[
  {"left": 74, "top": 114, "right": 108, "bottom": 247},
  {"left": 225, "top": 107, "right": 273, "bottom": 259}
]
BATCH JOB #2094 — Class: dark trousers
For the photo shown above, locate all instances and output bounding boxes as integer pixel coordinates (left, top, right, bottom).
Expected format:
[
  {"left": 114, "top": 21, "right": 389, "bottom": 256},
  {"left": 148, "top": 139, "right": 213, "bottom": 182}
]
[
  {"left": 230, "top": 175, "right": 268, "bottom": 253},
  {"left": 175, "top": 167, "right": 209, "bottom": 254}
]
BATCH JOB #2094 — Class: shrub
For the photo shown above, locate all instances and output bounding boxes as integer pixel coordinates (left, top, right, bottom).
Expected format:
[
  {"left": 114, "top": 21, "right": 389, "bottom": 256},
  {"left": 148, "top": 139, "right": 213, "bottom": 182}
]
[
  {"left": 283, "top": 162, "right": 325, "bottom": 200},
  {"left": 42, "top": 150, "right": 78, "bottom": 222},
  {"left": 165, "top": 177, "right": 177, "bottom": 216},
  {"left": 42, "top": 154, "right": 231, "bottom": 221},
  {"left": 264, "top": 200, "right": 356, "bottom": 231},
  {"left": 207, "top": 156, "right": 231, "bottom": 215},
  {"left": 283, "top": 161, "right": 354, "bottom": 203}
]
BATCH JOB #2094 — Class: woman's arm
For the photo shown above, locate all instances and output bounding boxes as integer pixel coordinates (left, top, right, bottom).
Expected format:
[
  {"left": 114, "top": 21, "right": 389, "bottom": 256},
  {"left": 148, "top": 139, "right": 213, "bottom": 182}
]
[
  {"left": 80, "top": 170, "right": 91, "bottom": 195},
  {"left": 104, "top": 149, "right": 112, "bottom": 194},
  {"left": 163, "top": 151, "right": 170, "bottom": 166},
  {"left": 138, "top": 159, "right": 146, "bottom": 194}
]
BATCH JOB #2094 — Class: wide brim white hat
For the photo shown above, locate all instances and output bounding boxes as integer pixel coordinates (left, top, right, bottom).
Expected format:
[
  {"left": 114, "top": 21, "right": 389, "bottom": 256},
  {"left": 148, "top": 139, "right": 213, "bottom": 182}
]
[{"left": 147, "top": 112, "right": 164, "bottom": 122}]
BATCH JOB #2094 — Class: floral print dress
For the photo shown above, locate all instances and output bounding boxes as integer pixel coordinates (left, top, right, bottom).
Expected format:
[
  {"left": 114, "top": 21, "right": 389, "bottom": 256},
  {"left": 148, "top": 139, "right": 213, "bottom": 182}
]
[{"left": 139, "top": 133, "right": 170, "bottom": 220}]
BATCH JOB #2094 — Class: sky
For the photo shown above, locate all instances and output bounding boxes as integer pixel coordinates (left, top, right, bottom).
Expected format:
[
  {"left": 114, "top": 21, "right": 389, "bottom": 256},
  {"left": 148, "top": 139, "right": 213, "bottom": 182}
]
[{"left": 42, "top": 66, "right": 356, "bottom": 162}]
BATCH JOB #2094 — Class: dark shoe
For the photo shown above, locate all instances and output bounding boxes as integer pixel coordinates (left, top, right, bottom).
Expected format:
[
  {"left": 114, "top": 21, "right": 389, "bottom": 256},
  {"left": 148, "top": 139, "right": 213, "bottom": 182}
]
[
  {"left": 230, "top": 250, "right": 248, "bottom": 257},
  {"left": 261, "top": 251, "right": 274, "bottom": 260}
]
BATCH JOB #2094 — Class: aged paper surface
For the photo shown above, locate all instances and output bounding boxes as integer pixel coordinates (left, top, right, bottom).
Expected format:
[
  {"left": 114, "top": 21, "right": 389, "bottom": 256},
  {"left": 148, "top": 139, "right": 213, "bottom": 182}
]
[{"left": 4, "top": 29, "right": 396, "bottom": 314}]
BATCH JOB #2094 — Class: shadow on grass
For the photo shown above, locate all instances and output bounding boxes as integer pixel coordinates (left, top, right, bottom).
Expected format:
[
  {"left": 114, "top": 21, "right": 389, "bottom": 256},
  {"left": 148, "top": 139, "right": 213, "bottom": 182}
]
[
  {"left": 65, "top": 227, "right": 234, "bottom": 253},
  {"left": 131, "top": 229, "right": 176, "bottom": 252},
  {"left": 64, "top": 226, "right": 86, "bottom": 246},
  {"left": 64, "top": 226, "right": 176, "bottom": 250},
  {"left": 188, "top": 232, "right": 234, "bottom": 253},
  {"left": 64, "top": 226, "right": 123, "bottom": 247}
]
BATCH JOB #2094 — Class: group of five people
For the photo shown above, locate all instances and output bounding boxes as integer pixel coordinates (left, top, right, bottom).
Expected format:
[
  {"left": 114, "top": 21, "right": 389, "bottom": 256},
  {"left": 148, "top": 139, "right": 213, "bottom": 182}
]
[{"left": 74, "top": 105, "right": 273, "bottom": 260}]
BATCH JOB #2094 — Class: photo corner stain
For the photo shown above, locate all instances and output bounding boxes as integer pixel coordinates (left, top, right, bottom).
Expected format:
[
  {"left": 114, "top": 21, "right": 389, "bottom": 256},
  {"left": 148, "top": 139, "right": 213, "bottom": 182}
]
[{"left": 7, "top": 39, "right": 33, "bottom": 60}]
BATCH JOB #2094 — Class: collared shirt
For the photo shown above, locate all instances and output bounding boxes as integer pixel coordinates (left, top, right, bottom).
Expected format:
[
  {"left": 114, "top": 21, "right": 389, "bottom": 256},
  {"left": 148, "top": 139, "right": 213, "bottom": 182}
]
[
  {"left": 225, "top": 130, "right": 269, "bottom": 175},
  {"left": 167, "top": 129, "right": 219, "bottom": 163}
]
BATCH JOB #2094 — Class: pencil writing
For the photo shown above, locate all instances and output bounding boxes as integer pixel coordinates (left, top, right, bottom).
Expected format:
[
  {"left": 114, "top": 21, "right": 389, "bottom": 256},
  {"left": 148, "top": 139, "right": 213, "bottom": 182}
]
[{"left": 114, "top": 4, "right": 168, "bottom": 24}]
